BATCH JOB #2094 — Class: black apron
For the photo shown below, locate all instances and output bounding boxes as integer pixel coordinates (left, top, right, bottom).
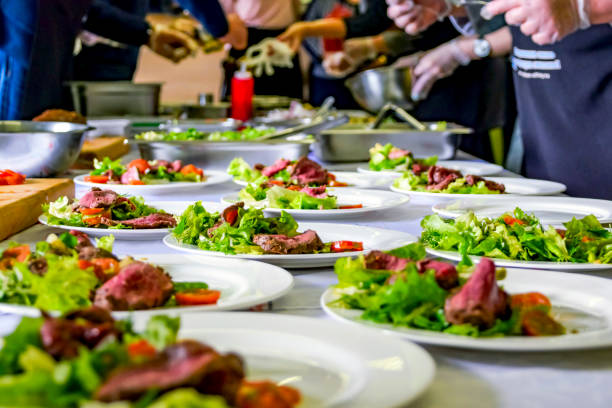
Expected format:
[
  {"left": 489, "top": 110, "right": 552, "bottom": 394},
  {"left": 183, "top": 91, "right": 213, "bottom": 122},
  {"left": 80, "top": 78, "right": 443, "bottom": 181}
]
[
  {"left": 510, "top": 25, "right": 612, "bottom": 199},
  {"left": 20, "top": 0, "right": 92, "bottom": 119}
]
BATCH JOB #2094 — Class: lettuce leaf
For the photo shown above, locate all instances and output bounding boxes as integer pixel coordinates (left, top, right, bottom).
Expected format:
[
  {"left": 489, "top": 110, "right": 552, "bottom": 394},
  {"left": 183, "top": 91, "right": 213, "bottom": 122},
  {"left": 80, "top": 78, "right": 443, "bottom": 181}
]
[
  {"left": 147, "top": 389, "right": 229, "bottom": 408},
  {"left": 227, "top": 158, "right": 263, "bottom": 183},
  {"left": 265, "top": 186, "right": 337, "bottom": 210}
]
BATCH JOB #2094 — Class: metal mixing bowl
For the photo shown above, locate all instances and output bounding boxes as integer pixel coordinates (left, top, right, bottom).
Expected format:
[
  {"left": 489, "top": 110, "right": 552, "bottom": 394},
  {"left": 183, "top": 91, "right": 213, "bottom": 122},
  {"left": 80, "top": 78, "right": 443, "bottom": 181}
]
[
  {"left": 345, "top": 67, "right": 413, "bottom": 113},
  {"left": 0, "top": 121, "right": 91, "bottom": 177}
]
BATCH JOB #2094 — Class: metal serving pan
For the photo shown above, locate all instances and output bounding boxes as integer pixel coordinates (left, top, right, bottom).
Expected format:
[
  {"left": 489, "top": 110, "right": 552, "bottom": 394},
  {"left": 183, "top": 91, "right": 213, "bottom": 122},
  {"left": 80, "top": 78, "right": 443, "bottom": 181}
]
[
  {"left": 313, "top": 123, "right": 472, "bottom": 162},
  {"left": 132, "top": 135, "right": 312, "bottom": 171},
  {"left": 0, "top": 121, "right": 91, "bottom": 176},
  {"left": 68, "top": 81, "right": 162, "bottom": 117},
  {"left": 126, "top": 119, "right": 242, "bottom": 139}
]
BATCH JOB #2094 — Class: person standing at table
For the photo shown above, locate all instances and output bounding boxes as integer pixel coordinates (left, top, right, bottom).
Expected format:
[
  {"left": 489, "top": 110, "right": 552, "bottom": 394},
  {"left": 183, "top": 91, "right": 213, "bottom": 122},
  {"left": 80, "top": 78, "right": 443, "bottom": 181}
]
[
  {"left": 385, "top": 0, "right": 612, "bottom": 199},
  {"left": 219, "top": 0, "right": 303, "bottom": 99}
]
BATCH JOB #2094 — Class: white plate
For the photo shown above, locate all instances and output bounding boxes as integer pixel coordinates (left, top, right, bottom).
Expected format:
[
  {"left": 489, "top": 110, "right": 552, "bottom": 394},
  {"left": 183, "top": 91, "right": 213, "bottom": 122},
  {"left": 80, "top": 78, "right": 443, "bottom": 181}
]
[
  {"left": 0, "top": 254, "right": 294, "bottom": 318},
  {"left": 425, "top": 248, "right": 612, "bottom": 271},
  {"left": 232, "top": 171, "right": 395, "bottom": 189},
  {"left": 37, "top": 201, "right": 225, "bottom": 241},
  {"left": 131, "top": 312, "right": 435, "bottom": 407},
  {"left": 322, "top": 267, "right": 612, "bottom": 351},
  {"left": 391, "top": 177, "right": 566, "bottom": 199},
  {"left": 358, "top": 160, "right": 504, "bottom": 177},
  {"left": 432, "top": 196, "right": 612, "bottom": 224},
  {"left": 164, "top": 223, "right": 417, "bottom": 268},
  {"left": 74, "top": 170, "right": 232, "bottom": 194},
  {"left": 222, "top": 188, "right": 410, "bottom": 219}
]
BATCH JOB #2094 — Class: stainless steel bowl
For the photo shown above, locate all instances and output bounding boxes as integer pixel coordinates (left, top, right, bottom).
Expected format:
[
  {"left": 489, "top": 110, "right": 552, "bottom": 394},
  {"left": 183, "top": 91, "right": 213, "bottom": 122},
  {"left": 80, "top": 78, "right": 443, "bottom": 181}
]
[
  {"left": 132, "top": 136, "right": 312, "bottom": 171},
  {"left": 68, "top": 81, "right": 162, "bottom": 117},
  {"left": 345, "top": 67, "right": 413, "bottom": 113},
  {"left": 313, "top": 123, "right": 472, "bottom": 162},
  {"left": 0, "top": 121, "right": 91, "bottom": 177}
]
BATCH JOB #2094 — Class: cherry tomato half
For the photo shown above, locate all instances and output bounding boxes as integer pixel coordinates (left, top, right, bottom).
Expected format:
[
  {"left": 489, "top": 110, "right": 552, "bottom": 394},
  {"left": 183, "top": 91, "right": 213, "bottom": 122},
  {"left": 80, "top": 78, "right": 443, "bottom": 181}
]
[
  {"left": 175, "top": 289, "right": 221, "bottom": 306},
  {"left": 331, "top": 241, "right": 364, "bottom": 253},
  {"left": 84, "top": 175, "right": 109, "bottom": 184}
]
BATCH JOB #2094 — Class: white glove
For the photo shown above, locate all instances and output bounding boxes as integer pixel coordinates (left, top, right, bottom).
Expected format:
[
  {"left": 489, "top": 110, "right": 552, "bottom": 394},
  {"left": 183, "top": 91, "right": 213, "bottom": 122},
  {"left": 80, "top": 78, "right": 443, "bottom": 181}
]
[
  {"left": 481, "top": 0, "right": 590, "bottom": 45},
  {"left": 386, "top": 0, "right": 452, "bottom": 35},
  {"left": 323, "top": 51, "right": 356, "bottom": 77},
  {"left": 394, "top": 39, "right": 471, "bottom": 101}
]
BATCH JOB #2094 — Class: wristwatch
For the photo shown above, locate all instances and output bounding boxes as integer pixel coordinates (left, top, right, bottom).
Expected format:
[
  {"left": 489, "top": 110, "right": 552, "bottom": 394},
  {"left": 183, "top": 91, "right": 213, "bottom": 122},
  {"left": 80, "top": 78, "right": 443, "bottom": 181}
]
[{"left": 473, "top": 37, "right": 492, "bottom": 59}]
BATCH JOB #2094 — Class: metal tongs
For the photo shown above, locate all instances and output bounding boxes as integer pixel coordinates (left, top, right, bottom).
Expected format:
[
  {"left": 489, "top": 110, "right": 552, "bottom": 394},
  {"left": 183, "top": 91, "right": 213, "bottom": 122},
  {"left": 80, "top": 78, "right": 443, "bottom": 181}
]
[
  {"left": 370, "top": 103, "right": 427, "bottom": 131},
  {"left": 256, "top": 97, "right": 349, "bottom": 141}
]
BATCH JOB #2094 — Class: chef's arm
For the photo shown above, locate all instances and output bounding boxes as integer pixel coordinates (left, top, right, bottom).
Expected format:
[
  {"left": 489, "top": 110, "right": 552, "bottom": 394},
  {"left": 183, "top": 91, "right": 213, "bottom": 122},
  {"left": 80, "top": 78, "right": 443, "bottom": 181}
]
[
  {"left": 588, "top": 0, "right": 612, "bottom": 24},
  {"left": 83, "top": 0, "right": 151, "bottom": 46},
  {"left": 454, "top": 26, "right": 512, "bottom": 60}
]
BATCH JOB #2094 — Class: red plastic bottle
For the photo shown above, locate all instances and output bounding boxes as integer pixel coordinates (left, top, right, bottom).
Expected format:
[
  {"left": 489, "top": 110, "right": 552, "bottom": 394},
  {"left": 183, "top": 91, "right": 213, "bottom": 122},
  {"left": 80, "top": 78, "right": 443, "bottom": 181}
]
[{"left": 231, "top": 64, "right": 254, "bottom": 121}]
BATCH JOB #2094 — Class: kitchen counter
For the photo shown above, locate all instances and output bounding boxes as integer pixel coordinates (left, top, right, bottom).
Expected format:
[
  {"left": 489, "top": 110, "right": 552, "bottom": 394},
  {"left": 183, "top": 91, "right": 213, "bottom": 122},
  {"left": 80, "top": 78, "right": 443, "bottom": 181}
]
[{"left": 0, "top": 155, "right": 609, "bottom": 408}]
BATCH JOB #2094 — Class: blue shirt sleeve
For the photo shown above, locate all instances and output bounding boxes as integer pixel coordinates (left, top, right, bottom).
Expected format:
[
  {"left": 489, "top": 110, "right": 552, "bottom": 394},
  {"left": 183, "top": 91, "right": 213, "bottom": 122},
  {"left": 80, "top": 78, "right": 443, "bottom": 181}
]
[{"left": 177, "top": 0, "right": 228, "bottom": 38}]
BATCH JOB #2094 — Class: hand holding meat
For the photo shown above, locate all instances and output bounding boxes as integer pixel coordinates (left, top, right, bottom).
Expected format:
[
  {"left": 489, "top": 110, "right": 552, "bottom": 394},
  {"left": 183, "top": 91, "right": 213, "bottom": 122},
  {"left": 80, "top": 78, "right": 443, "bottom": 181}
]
[
  {"left": 148, "top": 24, "right": 199, "bottom": 63},
  {"left": 481, "top": 0, "right": 591, "bottom": 45}
]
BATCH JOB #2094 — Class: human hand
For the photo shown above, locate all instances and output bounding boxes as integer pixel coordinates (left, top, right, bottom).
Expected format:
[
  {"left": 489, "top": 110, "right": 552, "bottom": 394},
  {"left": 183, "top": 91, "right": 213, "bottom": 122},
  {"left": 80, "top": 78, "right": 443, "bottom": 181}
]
[
  {"left": 322, "top": 37, "right": 377, "bottom": 77},
  {"left": 481, "top": 0, "right": 589, "bottom": 45},
  {"left": 219, "top": 13, "right": 248, "bottom": 50},
  {"left": 148, "top": 25, "right": 199, "bottom": 63},
  {"left": 278, "top": 22, "right": 308, "bottom": 54},
  {"left": 394, "top": 39, "right": 471, "bottom": 101},
  {"left": 344, "top": 37, "right": 378, "bottom": 62},
  {"left": 386, "top": 0, "right": 452, "bottom": 35}
]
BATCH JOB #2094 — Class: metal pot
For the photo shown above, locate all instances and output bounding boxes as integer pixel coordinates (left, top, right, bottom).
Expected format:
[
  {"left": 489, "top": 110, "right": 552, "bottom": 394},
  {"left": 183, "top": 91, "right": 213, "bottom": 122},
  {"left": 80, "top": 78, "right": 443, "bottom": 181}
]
[
  {"left": 345, "top": 67, "right": 413, "bottom": 113},
  {"left": 68, "top": 81, "right": 162, "bottom": 117},
  {"left": 313, "top": 123, "right": 472, "bottom": 162},
  {"left": 0, "top": 121, "right": 91, "bottom": 177}
]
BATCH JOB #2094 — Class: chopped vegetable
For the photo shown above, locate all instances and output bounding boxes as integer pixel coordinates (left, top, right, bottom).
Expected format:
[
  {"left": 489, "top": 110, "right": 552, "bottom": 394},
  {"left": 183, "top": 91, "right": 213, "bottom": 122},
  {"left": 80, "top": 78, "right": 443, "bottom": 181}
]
[
  {"left": 331, "top": 241, "right": 364, "bottom": 252},
  {"left": 175, "top": 289, "right": 221, "bottom": 306},
  {"left": 0, "top": 169, "right": 26, "bottom": 185},
  {"left": 83, "top": 175, "right": 109, "bottom": 184}
]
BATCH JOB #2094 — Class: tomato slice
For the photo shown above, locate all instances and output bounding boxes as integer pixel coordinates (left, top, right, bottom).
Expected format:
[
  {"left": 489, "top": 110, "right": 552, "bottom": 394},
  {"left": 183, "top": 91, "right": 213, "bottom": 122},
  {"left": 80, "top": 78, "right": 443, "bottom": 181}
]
[
  {"left": 237, "top": 380, "right": 301, "bottom": 408},
  {"left": 180, "top": 164, "right": 204, "bottom": 177},
  {"left": 331, "top": 241, "right": 364, "bottom": 252},
  {"left": 84, "top": 175, "right": 109, "bottom": 184},
  {"left": 1, "top": 245, "right": 31, "bottom": 263},
  {"left": 224, "top": 208, "right": 238, "bottom": 225},
  {"left": 0, "top": 169, "right": 26, "bottom": 185},
  {"left": 581, "top": 236, "right": 594, "bottom": 243},
  {"left": 503, "top": 215, "right": 525, "bottom": 226},
  {"left": 79, "top": 207, "right": 104, "bottom": 215},
  {"left": 287, "top": 185, "right": 301, "bottom": 191},
  {"left": 175, "top": 289, "right": 221, "bottom": 306},
  {"left": 127, "top": 339, "right": 157, "bottom": 359},
  {"left": 339, "top": 204, "right": 363, "bottom": 209},
  {"left": 90, "top": 257, "right": 119, "bottom": 274},
  {"left": 268, "top": 180, "right": 285, "bottom": 186},
  {"left": 521, "top": 309, "right": 565, "bottom": 336},
  {"left": 329, "top": 180, "right": 349, "bottom": 187},
  {"left": 83, "top": 216, "right": 102, "bottom": 225},
  {"left": 128, "top": 180, "right": 145, "bottom": 185},
  {"left": 511, "top": 292, "right": 552, "bottom": 311},
  {"left": 127, "top": 159, "right": 151, "bottom": 174},
  {"left": 77, "top": 259, "right": 104, "bottom": 280}
]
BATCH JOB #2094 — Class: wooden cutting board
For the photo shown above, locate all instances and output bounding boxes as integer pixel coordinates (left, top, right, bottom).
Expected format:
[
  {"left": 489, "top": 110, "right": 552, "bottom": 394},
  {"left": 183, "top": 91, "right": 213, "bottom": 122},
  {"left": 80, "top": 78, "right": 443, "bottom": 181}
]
[
  {"left": 73, "top": 136, "right": 131, "bottom": 169},
  {"left": 0, "top": 179, "right": 74, "bottom": 241}
]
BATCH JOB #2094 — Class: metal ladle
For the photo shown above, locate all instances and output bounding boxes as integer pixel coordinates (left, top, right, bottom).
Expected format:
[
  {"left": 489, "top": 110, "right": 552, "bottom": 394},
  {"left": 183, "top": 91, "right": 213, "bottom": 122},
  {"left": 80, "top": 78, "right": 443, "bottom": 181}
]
[{"left": 370, "top": 103, "right": 427, "bottom": 131}]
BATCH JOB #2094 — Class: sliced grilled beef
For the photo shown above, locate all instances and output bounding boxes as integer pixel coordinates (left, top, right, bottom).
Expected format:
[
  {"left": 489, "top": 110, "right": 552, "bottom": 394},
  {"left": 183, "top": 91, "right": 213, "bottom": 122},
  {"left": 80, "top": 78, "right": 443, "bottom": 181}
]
[
  {"left": 41, "top": 307, "right": 119, "bottom": 360},
  {"left": 290, "top": 157, "right": 328, "bottom": 185},
  {"left": 28, "top": 258, "right": 48, "bottom": 276},
  {"left": 95, "top": 340, "right": 244, "bottom": 404},
  {"left": 364, "top": 251, "right": 409, "bottom": 272},
  {"left": 253, "top": 163, "right": 265, "bottom": 171},
  {"left": 427, "top": 166, "right": 461, "bottom": 191},
  {"left": 412, "top": 163, "right": 430, "bottom": 175},
  {"left": 253, "top": 230, "right": 323, "bottom": 254},
  {"left": 93, "top": 261, "right": 174, "bottom": 310},
  {"left": 300, "top": 186, "right": 328, "bottom": 198},
  {"left": 388, "top": 148, "right": 410, "bottom": 160},
  {"left": 78, "top": 246, "right": 118, "bottom": 261},
  {"left": 444, "top": 258, "right": 509, "bottom": 329},
  {"left": 79, "top": 188, "right": 120, "bottom": 208},
  {"left": 465, "top": 175, "right": 506, "bottom": 193},
  {"left": 149, "top": 160, "right": 170, "bottom": 171},
  {"left": 69, "top": 230, "right": 93, "bottom": 250},
  {"left": 262, "top": 158, "right": 291, "bottom": 177},
  {"left": 117, "top": 213, "right": 177, "bottom": 229},
  {"left": 120, "top": 166, "right": 140, "bottom": 185},
  {"left": 417, "top": 259, "right": 459, "bottom": 289}
]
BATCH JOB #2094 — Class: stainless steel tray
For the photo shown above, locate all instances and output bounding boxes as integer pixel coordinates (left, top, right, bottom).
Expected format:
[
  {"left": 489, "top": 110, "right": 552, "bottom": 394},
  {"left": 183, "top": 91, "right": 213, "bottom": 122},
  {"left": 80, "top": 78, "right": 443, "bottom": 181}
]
[
  {"left": 126, "top": 119, "right": 242, "bottom": 138},
  {"left": 132, "top": 136, "right": 312, "bottom": 171},
  {"left": 313, "top": 123, "right": 472, "bottom": 162},
  {"left": 68, "top": 81, "right": 162, "bottom": 117}
]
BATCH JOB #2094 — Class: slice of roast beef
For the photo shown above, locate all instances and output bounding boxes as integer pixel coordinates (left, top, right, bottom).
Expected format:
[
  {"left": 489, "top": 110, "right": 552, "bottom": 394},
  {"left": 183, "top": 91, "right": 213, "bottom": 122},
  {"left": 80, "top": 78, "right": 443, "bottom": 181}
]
[
  {"left": 149, "top": 160, "right": 170, "bottom": 171},
  {"left": 120, "top": 166, "right": 140, "bottom": 185},
  {"left": 78, "top": 188, "right": 120, "bottom": 208},
  {"left": 465, "top": 175, "right": 506, "bottom": 193},
  {"left": 117, "top": 213, "right": 177, "bottom": 229},
  {"left": 93, "top": 261, "right": 174, "bottom": 310},
  {"left": 427, "top": 166, "right": 461, "bottom": 191},
  {"left": 95, "top": 340, "right": 244, "bottom": 404},
  {"left": 169, "top": 160, "right": 183, "bottom": 173},
  {"left": 300, "top": 186, "right": 328, "bottom": 198},
  {"left": 417, "top": 259, "right": 459, "bottom": 289},
  {"left": 262, "top": 158, "right": 291, "bottom": 177},
  {"left": 290, "top": 157, "right": 328, "bottom": 185},
  {"left": 411, "top": 163, "right": 430, "bottom": 175},
  {"left": 253, "top": 230, "right": 323, "bottom": 254},
  {"left": 364, "top": 251, "right": 409, "bottom": 272},
  {"left": 444, "top": 258, "right": 509, "bottom": 329},
  {"left": 69, "top": 230, "right": 93, "bottom": 250},
  {"left": 78, "top": 246, "right": 118, "bottom": 261},
  {"left": 388, "top": 148, "right": 410, "bottom": 160},
  {"left": 253, "top": 163, "right": 265, "bottom": 171},
  {"left": 41, "top": 307, "right": 119, "bottom": 360}
]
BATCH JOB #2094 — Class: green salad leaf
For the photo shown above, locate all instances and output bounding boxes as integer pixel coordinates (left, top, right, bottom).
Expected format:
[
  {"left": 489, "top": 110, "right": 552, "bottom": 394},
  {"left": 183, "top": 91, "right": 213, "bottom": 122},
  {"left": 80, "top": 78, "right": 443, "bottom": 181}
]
[
  {"left": 91, "top": 157, "right": 126, "bottom": 177},
  {"left": 136, "top": 127, "right": 275, "bottom": 142},
  {"left": 266, "top": 186, "right": 337, "bottom": 210},
  {"left": 147, "top": 389, "right": 229, "bottom": 408},
  {"left": 227, "top": 158, "right": 263, "bottom": 183}
]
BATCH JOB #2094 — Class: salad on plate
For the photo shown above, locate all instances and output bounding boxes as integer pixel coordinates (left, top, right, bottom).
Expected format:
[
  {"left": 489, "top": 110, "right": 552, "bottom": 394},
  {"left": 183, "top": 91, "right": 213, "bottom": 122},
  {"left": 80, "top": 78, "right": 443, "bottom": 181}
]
[
  {"left": 326, "top": 243, "right": 565, "bottom": 337},
  {"left": 0, "top": 231, "right": 221, "bottom": 313},
  {"left": 85, "top": 157, "right": 206, "bottom": 185},
  {"left": 135, "top": 126, "right": 275, "bottom": 142},
  {"left": 172, "top": 201, "right": 363, "bottom": 255},
  {"left": 368, "top": 143, "right": 438, "bottom": 173},
  {"left": 0, "top": 309, "right": 300, "bottom": 407},
  {"left": 420, "top": 209, "right": 612, "bottom": 264},
  {"left": 43, "top": 188, "right": 176, "bottom": 230}
]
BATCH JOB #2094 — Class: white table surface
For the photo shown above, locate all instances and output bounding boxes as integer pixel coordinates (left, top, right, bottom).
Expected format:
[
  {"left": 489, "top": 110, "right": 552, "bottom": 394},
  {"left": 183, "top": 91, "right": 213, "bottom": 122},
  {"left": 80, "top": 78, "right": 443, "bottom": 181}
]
[{"left": 1, "top": 154, "right": 610, "bottom": 408}]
